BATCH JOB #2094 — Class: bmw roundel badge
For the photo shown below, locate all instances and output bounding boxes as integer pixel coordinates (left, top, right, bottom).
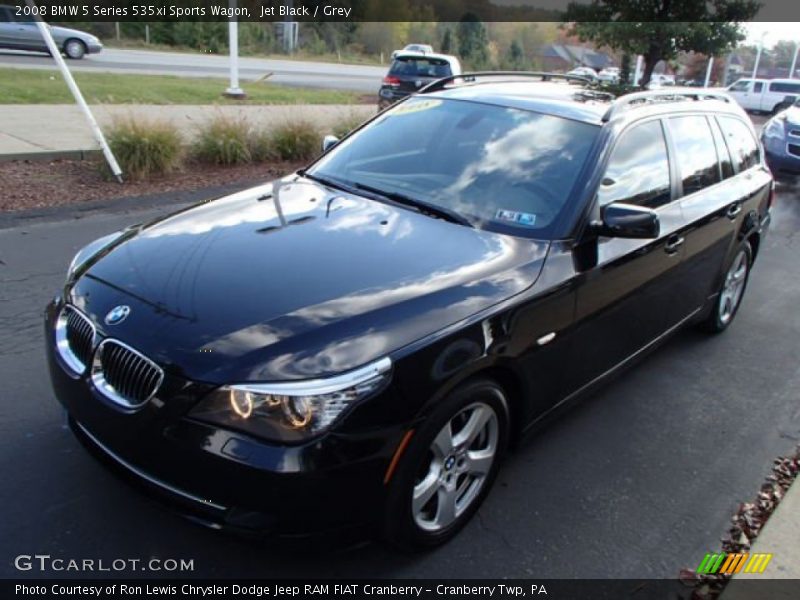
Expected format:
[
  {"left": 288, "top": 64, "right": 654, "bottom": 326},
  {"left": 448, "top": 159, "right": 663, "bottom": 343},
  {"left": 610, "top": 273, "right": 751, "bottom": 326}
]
[{"left": 104, "top": 305, "right": 131, "bottom": 325}]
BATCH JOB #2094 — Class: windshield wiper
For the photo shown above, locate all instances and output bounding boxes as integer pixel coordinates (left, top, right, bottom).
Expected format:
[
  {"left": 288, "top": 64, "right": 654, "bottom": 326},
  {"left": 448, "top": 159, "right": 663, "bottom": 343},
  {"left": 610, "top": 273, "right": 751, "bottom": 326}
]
[{"left": 351, "top": 182, "right": 474, "bottom": 228}]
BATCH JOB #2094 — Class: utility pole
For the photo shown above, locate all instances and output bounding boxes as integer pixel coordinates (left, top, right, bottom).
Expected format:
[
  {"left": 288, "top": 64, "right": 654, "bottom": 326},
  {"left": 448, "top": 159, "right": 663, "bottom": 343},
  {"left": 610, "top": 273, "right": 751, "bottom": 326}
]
[
  {"left": 26, "top": 0, "right": 122, "bottom": 182},
  {"left": 224, "top": 0, "right": 245, "bottom": 98}
]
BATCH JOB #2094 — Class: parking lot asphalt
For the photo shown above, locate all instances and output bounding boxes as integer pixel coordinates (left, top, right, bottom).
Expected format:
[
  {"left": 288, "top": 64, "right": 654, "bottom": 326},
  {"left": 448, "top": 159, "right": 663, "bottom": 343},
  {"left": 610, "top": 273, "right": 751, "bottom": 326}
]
[{"left": 1, "top": 182, "right": 799, "bottom": 579}]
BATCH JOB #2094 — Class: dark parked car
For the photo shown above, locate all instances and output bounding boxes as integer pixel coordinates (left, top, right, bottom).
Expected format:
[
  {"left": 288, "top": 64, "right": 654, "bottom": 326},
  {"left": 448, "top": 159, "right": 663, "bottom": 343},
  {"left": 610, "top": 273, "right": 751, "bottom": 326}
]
[
  {"left": 46, "top": 75, "right": 772, "bottom": 549},
  {"left": 761, "top": 97, "right": 800, "bottom": 177},
  {"left": 378, "top": 52, "right": 461, "bottom": 110},
  {"left": 0, "top": 4, "right": 102, "bottom": 59}
]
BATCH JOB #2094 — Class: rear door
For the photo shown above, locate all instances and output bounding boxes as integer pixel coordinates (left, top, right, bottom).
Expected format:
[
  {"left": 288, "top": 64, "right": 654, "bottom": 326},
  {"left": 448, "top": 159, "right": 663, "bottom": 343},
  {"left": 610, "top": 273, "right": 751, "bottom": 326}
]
[
  {"left": 568, "top": 118, "right": 691, "bottom": 389},
  {"left": 0, "top": 6, "right": 20, "bottom": 47},
  {"left": 664, "top": 114, "right": 735, "bottom": 312},
  {"left": 4, "top": 9, "right": 42, "bottom": 50}
]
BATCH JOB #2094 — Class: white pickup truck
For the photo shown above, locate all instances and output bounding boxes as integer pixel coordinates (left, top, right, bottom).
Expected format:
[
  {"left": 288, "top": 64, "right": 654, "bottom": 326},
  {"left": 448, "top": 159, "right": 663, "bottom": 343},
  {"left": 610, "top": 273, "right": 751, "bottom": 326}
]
[{"left": 726, "top": 78, "right": 800, "bottom": 113}]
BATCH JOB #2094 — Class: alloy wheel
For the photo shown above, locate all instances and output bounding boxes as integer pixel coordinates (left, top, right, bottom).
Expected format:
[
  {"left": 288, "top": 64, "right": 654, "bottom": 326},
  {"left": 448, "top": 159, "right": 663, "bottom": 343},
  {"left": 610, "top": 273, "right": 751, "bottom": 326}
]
[
  {"left": 719, "top": 249, "right": 749, "bottom": 325},
  {"left": 412, "top": 401, "right": 499, "bottom": 532}
]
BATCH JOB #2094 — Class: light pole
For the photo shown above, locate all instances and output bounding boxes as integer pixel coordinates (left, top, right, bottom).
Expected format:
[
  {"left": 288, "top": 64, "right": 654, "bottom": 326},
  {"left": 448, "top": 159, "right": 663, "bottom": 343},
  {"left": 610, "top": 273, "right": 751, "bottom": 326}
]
[
  {"left": 790, "top": 42, "right": 799, "bottom": 79},
  {"left": 751, "top": 32, "right": 766, "bottom": 79},
  {"left": 704, "top": 56, "right": 714, "bottom": 87},
  {"left": 225, "top": 0, "right": 245, "bottom": 98}
]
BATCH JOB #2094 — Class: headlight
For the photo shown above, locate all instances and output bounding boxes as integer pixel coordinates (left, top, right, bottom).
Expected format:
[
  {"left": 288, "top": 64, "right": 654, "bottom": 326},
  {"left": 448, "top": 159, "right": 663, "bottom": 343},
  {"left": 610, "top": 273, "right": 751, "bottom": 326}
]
[
  {"left": 190, "top": 357, "right": 392, "bottom": 443},
  {"left": 763, "top": 117, "right": 785, "bottom": 140},
  {"left": 66, "top": 231, "right": 123, "bottom": 282}
]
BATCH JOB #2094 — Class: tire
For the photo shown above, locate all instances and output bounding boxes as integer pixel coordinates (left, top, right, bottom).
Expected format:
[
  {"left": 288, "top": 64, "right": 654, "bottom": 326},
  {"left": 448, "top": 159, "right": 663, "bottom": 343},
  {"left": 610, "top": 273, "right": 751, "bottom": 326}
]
[
  {"left": 383, "top": 378, "right": 509, "bottom": 550},
  {"left": 700, "top": 241, "right": 753, "bottom": 333},
  {"left": 63, "top": 39, "right": 86, "bottom": 60},
  {"left": 773, "top": 103, "right": 790, "bottom": 115}
]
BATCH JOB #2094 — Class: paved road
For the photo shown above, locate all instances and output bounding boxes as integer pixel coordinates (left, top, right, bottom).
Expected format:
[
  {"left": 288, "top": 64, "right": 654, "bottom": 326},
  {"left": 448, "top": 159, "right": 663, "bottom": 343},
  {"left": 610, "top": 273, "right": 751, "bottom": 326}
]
[
  {"left": 0, "top": 184, "right": 799, "bottom": 579},
  {"left": 0, "top": 47, "right": 386, "bottom": 92}
]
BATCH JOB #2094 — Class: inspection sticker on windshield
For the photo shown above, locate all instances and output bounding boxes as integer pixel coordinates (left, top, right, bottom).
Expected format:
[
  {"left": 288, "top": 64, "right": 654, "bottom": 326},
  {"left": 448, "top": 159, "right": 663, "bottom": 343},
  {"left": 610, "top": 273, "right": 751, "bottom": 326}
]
[
  {"left": 392, "top": 99, "right": 442, "bottom": 115},
  {"left": 496, "top": 209, "right": 537, "bottom": 226}
]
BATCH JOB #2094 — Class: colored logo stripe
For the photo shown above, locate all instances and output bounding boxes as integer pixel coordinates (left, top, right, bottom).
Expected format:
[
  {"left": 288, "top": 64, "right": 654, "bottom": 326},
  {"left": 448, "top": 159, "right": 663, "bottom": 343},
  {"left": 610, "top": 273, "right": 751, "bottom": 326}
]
[{"left": 697, "top": 553, "right": 773, "bottom": 574}]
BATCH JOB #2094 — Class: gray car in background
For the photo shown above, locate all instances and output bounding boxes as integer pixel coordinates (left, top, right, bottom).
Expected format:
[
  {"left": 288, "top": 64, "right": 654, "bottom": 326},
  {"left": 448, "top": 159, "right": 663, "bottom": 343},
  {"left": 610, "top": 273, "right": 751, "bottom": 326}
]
[{"left": 0, "top": 4, "right": 102, "bottom": 59}]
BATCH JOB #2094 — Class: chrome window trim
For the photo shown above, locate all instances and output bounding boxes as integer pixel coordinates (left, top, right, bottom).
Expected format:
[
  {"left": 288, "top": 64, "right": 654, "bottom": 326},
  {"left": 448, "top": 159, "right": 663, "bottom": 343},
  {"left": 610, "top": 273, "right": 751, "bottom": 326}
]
[
  {"left": 74, "top": 420, "right": 227, "bottom": 512},
  {"left": 230, "top": 356, "right": 392, "bottom": 396},
  {"left": 91, "top": 338, "right": 165, "bottom": 409},
  {"left": 55, "top": 305, "right": 96, "bottom": 375}
]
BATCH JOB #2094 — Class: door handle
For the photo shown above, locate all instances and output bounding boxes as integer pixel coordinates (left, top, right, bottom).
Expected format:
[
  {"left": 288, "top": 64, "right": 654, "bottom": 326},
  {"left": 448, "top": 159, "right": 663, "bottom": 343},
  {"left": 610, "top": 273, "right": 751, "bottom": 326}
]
[
  {"left": 727, "top": 203, "right": 742, "bottom": 219},
  {"left": 664, "top": 235, "right": 684, "bottom": 254}
]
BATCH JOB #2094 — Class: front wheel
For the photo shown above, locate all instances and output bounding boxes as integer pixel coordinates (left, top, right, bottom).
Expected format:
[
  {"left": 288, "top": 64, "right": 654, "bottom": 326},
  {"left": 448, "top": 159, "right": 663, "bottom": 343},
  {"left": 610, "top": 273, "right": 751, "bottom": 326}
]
[
  {"left": 383, "top": 379, "right": 509, "bottom": 550},
  {"left": 64, "top": 39, "right": 86, "bottom": 60},
  {"left": 700, "top": 241, "right": 753, "bottom": 333}
]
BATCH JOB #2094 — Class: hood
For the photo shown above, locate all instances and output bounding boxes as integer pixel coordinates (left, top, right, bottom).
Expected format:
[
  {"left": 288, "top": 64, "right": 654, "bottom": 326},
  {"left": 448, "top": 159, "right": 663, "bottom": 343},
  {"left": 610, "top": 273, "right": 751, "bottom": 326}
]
[
  {"left": 782, "top": 105, "right": 800, "bottom": 127},
  {"left": 70, "top": 177, "right": 548, "bottom": 383}
]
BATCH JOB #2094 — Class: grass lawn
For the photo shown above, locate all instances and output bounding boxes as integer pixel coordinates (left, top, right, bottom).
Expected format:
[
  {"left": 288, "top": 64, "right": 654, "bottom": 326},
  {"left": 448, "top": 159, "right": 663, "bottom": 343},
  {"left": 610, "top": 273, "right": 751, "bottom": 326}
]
[{"left": 0, "top": 67, "right": 360, "bottom": 105}]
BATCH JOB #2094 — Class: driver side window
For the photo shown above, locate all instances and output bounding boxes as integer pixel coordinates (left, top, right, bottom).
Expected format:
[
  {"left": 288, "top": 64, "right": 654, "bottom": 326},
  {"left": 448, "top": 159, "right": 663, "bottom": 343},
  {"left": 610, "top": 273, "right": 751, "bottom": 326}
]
[{"left": 598, "top": 120, "right": 672, "bottom": 209}]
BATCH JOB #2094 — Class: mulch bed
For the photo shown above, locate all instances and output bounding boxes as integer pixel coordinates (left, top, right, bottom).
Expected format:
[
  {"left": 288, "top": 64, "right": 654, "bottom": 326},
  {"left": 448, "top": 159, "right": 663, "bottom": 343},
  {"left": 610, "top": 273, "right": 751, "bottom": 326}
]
[
  {"left": 679, "top": 444, "right": 800, "bottom": 599},
  {"left": 0, "top": 158, "right": 304, "bottom": 212}
]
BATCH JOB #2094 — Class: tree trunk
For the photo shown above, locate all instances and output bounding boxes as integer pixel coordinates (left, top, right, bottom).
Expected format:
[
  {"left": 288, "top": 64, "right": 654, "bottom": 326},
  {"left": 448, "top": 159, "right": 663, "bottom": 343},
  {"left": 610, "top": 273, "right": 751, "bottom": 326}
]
[{"left": 641, "top": 54, "right": 659, "bottom": 87}]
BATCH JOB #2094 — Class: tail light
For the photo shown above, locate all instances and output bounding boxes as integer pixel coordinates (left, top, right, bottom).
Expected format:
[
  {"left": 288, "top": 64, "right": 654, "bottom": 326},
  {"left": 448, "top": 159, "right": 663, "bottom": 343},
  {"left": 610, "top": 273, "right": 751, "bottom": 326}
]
[{"left": 382, "top": 76, "right": 401, "bottom": 86}]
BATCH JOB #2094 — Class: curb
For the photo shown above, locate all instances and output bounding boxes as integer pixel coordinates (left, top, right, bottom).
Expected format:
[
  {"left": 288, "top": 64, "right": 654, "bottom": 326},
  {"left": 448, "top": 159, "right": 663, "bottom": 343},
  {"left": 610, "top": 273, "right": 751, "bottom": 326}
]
[{"left": 0, "top": 149, "right": 101, "bottom": 163}]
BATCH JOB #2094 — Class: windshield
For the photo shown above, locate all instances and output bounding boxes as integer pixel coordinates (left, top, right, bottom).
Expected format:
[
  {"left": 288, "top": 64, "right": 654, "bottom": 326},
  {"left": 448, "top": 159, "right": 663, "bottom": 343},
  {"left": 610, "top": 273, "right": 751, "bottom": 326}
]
[{"left": 309, "top": 97, "right": 599, "bottom": 238}]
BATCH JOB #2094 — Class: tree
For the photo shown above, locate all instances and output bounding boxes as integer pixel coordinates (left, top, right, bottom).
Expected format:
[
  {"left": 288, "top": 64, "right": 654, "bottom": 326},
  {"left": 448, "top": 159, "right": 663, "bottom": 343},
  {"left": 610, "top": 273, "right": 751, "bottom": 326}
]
[
  {"left": 440, "top": 28, "right": 453, "bottom": 54},
  {"left": 564, "top": 0, "right": 761, "bottom": 86},
  {"left": 457, "top": 13, "right": 489, "bottom": 69},
  {"left": 508, "top": 39, "right": 525, "bottom": 70}
]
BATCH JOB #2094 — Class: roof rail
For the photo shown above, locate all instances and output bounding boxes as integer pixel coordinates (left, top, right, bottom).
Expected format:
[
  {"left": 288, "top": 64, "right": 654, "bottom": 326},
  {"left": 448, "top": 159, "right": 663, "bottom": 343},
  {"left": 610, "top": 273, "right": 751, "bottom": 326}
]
[
  {"left": 601, "top": 89, "right": 732, "bottom": 122},
  {"left": 418, "top": 71, "right": 591, "bottom": 94}
]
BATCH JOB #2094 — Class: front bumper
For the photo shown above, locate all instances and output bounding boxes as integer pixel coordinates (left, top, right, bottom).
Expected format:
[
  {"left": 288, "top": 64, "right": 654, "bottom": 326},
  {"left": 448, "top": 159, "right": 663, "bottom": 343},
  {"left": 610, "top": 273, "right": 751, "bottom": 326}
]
[
  {"left": 765, "top": 149, "right": 800, "bottom": 176},
  {"left": 45, "top": 299, "right": 405, "bottom": 537},
  {"left": 86, "top": 42, "right": 103, "bottom": 54}
]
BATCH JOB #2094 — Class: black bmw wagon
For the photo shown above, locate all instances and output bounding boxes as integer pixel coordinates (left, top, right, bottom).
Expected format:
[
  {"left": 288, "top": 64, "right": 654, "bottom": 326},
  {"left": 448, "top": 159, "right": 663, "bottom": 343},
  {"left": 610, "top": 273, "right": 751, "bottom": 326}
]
[{"left": 46, "top": 74, "right": 773, "bottom": 549}]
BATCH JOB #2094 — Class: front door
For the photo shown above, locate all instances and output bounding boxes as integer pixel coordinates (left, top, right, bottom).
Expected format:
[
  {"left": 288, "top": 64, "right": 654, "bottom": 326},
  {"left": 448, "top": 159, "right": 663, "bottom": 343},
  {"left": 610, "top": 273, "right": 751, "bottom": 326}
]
[{"left": 568, "top": 118, "right": 692, "bottom": 391}]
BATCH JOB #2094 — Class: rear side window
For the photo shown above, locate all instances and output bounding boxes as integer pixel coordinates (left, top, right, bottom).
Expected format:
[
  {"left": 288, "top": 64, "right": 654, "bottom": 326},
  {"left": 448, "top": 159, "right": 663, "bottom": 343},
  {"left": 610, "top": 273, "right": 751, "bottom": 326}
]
[
  {"left": 717, "top": 116, "right": 760, "bottom": 172},
  {"left": 769, "top": 81, "right": 800, "bottom": 94},
  {"left": 389, "top": 58, "right": 452, "bottom": 78},
  {"left": 598, "top": 120, "right": 671, "bottom": 209},
  {"left": 709, "top": 118, "right": 734, "bottom": 179},
  {"left": 668, "top": 116, "right": 721, "bottom": 196}
]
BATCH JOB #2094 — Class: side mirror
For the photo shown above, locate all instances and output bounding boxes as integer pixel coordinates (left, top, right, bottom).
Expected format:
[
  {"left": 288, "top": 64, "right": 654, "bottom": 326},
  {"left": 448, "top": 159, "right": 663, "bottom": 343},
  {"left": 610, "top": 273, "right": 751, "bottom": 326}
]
[
  {"left": 322, "top": 135, "right": 340, "bottom": 153},
  {"left": 595, "top": 202, "right": 659, "bottom": 239}
]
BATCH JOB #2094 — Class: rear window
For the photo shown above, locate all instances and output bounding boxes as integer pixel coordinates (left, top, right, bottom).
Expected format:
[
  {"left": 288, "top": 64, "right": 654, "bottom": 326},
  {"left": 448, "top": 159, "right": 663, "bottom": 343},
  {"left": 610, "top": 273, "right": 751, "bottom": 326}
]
[
  {"left": 389, "top": 58, "right": 452, "bottom": 79},
  {"left": 717, "top": 116, "right": 760, "bottom": 173}
]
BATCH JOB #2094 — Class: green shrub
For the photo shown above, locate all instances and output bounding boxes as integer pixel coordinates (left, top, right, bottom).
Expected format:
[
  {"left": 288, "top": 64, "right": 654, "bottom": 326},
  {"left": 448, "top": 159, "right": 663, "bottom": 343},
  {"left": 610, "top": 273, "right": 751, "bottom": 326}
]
[
  {"left": 192, "top": 115, "right": 252, "bottom": 165},
  {"left": 248, "top": 128, "right": 275, "bottom": 163},
  {"left": 332, "top": 113, "right": 365, "bottom": 139},
  {"left": 269, "top": 120, "right": 321, "bottom": 162},
  {"left": 106, "top": 118, "right": 182, "bottom": 180}
]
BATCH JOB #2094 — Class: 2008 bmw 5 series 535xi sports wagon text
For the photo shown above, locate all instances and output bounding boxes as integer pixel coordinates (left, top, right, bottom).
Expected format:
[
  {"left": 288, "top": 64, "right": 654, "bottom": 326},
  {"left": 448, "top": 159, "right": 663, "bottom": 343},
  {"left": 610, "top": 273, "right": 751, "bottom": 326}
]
[{"left": 46, "top": 73, "right": 773, "bottom": 549}]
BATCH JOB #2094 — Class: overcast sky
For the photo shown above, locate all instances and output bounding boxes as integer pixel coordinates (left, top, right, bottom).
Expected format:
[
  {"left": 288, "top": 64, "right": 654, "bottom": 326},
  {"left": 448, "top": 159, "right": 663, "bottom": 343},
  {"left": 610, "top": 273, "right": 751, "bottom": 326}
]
[{"left": 742, "top": 22, "right": 800, "bottom": 47}]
